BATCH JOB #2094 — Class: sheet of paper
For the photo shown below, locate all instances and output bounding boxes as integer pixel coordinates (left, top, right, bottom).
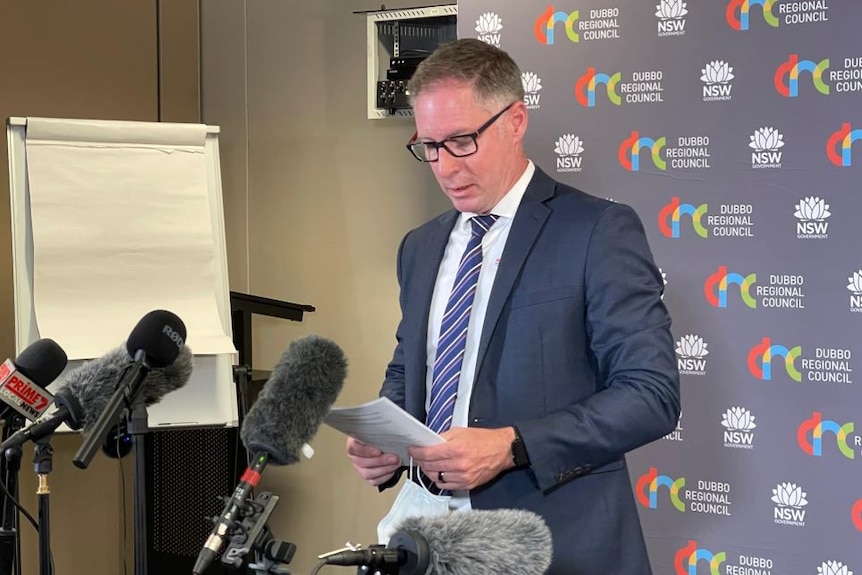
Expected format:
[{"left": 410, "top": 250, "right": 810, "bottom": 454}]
[
  {"left": 324, "top": 397, "right": 444, "bottom": 464},
  {"left": 23, "top": 117, "right": 236, "bottom": 358}
]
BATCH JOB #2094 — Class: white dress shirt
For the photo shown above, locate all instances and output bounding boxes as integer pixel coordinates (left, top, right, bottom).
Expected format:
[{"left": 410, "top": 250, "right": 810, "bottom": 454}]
[{"left": 424, "top": 160, "right": 535, "bottom": 510}]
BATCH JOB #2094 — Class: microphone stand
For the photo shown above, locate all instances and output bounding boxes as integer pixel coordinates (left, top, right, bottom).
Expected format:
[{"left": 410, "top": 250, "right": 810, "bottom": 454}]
[
  {"left": 32, "top": 437, "right": 53, "bottom": 575},
  {"left": 1, "top": 413, "right": 26, "bottom": 575},
  {"left": 218, "top": 491, "right": 294, "bottom": 575},
  {"left": 125, "top": 393, "right": 150, "bottom": 575}
]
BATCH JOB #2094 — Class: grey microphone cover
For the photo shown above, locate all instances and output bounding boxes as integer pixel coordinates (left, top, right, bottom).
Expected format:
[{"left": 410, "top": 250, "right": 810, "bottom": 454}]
[
  {"left": 57, "top": 345, "right": 194, "bottom": 432},
  {"left": 240, "top": 335, "right": 347, "bottom": 465},
  {"left": 396, "top": 509, "right": 554, "bottom": 575}
]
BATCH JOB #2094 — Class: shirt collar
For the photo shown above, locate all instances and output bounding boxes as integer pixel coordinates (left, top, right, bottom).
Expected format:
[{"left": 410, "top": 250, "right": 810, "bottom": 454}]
[{"left": 458, "top": 160, "right": 535, "bottom": 227}]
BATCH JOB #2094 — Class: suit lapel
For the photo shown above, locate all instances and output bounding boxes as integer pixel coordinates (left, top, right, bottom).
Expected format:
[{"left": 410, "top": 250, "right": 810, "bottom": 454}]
[
  {"left": 475, "top": 168, "right": 555, "bottom": 375},
  {"left": 406, "top": 210, "right": 458, "bottom": 417}
]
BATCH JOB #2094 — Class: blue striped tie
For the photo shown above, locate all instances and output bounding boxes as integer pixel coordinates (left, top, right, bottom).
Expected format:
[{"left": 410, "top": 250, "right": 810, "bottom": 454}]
[{"left": 427, "top": 214, "right": 499, "bottom": 435}]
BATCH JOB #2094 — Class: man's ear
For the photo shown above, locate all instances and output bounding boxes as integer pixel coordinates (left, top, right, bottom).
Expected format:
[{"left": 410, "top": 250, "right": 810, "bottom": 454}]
[{"left": 508, "top": 100, "right": 529, "bottom": 142}]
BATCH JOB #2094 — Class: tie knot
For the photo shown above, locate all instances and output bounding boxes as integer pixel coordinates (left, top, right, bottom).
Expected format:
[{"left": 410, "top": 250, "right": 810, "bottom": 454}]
[{"left": 470, "top": 214, "right": 499, "bottom": 237}]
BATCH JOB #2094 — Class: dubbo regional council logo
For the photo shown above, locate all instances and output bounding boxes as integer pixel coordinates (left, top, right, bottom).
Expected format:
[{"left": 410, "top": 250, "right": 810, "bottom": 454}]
[
  {"left": 675, "top": 541, "right": 725, "bottom": 575},
  {"left": 827, "top": 123, "right": 862, "bottom": 167},
  {"left": 797, "top": 411, "right": 857, "bottom": 459},
  {"left": 534, "top": 5, "right": 621, "bottom": 45},
  {"left": 576, "top": 67, "right": 664, "bottom": 106},
  {"left": 726, "top": 0, "right": 830, "bottom": 31},
  {"left": 619, "top": 132, "right": 710, "bottom": 171},
  {"left": 676, "top": 540, "right": 779, "bottom": 575},
  {"left": 775, "top": 53, "right": 829, "bottom": 97}
]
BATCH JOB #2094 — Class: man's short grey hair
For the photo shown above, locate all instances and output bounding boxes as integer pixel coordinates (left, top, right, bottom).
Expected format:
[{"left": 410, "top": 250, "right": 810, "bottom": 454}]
[{"left": 407, "top": 38, "right": 525, "bottom": 108}]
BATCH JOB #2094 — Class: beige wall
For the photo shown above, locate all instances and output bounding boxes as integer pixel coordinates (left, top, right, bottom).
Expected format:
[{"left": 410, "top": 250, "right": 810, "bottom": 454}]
[
  {"left": 201, "top": 0, "right": 451, "bottom": 572},
  {"left": 0, "top": 1, "right": 199, "bottom": 573},
  {"left": 0, "top": 0, "right": 451, "bottom": 572}
]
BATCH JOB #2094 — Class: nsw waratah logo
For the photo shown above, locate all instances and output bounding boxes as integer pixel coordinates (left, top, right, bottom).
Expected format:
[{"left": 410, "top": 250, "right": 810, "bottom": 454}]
[
  {"left": 750, "top": 127, "right": 784, "bottom": 168},
  {"left": 772, "top": 482, "right": 808, "bottom": 526},
  {"left": 817, "top": 561, "right": 855, "bottom": 575},
  {"left": 554, "top": 134, "right": 585, "bottom": 173},
  {"left": 656, "top": 0, "right": 687, "bottom": 36},
  {"left": 676, "top": 334, "right": 707, "bottom": 375},
  {"left": 722, "top": 407, "right": 756, "bottom": 449},
  {"left": 847, "top": 270, "right": 862, "bottom": 312},
  {"left": 475, "top": 12, "right": 503, "bottom": 46},
  {"left": 795, "top": 197, "right": 830, "bottom": 239},
  {"left": 701, "top": 60, "right": 734, "bottom": 101},
  {"left": 522, "top": 72, "right": 543, "bottom": 109}
]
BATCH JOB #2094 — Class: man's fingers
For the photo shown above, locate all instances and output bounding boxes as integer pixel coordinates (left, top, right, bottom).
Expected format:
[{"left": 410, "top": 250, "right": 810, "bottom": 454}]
[{"left": 347, "top": 437, "right": 385, "bottom": 458}]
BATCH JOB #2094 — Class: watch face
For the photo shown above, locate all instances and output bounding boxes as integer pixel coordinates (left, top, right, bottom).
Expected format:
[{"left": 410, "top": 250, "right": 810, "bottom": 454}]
[{"left": 512, "top": 437, "right": 529, "bottom": 467}]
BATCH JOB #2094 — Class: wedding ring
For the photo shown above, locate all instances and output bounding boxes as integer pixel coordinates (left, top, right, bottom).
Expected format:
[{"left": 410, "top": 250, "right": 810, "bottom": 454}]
[{"left": 438, "top": 471, "right": 446, "bottom": 483}]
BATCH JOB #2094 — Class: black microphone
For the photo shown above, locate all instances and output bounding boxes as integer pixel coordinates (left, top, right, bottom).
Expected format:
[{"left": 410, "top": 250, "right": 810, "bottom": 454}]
[
  {"left": 1, "top": 345, "right": 193, "bottom": 451},
  {"left": 0, "top": 339, "right": 67, "bottom": 422},
  {"left": 192, "top": 334, "right": 348, "bottom": 575},
  {"left": 73, "top": 310, "right": 187, "bottom": 469},
  {"left": 324, "top": 509, "right": 553, "bottom": 575}
]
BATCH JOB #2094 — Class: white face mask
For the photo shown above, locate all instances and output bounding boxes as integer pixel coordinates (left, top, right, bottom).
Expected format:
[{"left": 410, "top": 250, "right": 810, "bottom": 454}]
[{"left": 376, "top": 462, "right": 450, "bottom": 544}]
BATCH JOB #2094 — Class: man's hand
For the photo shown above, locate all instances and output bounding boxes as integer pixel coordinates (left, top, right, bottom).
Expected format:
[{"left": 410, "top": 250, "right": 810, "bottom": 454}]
[
  {"left": 408, "top": 427, "right": 516, "bottom": 491},
  {"left": 346, "top": 437, "right": 402, "bottom": 486}
]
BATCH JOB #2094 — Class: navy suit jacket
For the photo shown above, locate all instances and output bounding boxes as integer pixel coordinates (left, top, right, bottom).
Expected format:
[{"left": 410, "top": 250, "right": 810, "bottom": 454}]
[{"left": 380, "top": 167, "right": 680, "bottom": 574}]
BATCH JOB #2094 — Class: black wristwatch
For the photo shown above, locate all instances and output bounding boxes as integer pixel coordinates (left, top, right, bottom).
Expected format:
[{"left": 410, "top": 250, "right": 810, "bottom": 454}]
[{"left": 511, "top": 426, "right": 530, "bottom": 468}]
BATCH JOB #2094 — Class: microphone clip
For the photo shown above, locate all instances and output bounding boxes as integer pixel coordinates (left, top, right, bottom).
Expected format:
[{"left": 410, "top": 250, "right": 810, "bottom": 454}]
[{"left": 219, "top": 491, "right": 296, "bottom": 575}]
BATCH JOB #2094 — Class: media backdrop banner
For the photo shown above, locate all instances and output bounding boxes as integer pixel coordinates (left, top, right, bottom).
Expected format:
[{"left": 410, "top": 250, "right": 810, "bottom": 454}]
[{"left": 457, "top": 2, "right": 861, "bottom": 573}]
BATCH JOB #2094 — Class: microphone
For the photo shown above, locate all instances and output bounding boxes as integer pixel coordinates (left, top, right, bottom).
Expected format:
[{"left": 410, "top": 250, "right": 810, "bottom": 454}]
[
  {"left": 192, "top": 334, "right": 347, "bottom": 575},
  {"left": 0, "top": 339, "right": 67, "bottom": 422},
  {"left": 73, "top": 310, "right": 188, "bottom": 469},
  {"left": 0, "top": 345, "right": 193, "bottom": 451},
  {"left": 324, "top": 509, "right": 553, "bottom": 575}
]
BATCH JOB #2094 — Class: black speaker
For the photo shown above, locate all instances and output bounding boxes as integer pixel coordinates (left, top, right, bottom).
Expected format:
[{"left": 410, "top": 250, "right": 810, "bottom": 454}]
[{"left": 144, "top": 427, "right": 243, "bottom": 574}]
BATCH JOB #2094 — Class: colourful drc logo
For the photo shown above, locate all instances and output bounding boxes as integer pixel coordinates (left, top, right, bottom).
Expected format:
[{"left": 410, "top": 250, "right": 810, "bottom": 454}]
[
  {"left": 747, "top": 337, "right": 802, "bottom": 382},
  {"left": 675, "top": 541, "right": 726, "bottom": 575},
  {"left": 575, "top": 67, "right": 621, "bottom": 107},
  {"left": 704, "top": 266, "right": 757, "bottom": 309},
  {"left": 725, "top": 0, "right": 779, "bottom": 30},
  {"left": 774, "top": 54, "right": 830, "bottom": 97},
  {"left": 659, "top": 197, "right": 708, "bottom": 238},
  {"left": 635, "top": 467, "right": 686, "bottom": 512},
  {"left": 618, "top": 131, "right": 666, "bottom": 171},
  {"left": 827, "top": 123, "right": 862, "bottom": 167},
  {"left": 534, "top": 6, "right": 579, "bottom": 45},
  {"left": 797, "top": 411, "right": 855, "bottom": 459},
  {"left": 853, "top": 498, "right": 862, "bottom": 531}
]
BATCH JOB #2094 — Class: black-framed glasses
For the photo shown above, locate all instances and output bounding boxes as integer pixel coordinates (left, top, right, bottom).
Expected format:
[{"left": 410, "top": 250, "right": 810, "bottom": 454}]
[{"left": 406, "top": 102, "right": 516, "bottom": 162}]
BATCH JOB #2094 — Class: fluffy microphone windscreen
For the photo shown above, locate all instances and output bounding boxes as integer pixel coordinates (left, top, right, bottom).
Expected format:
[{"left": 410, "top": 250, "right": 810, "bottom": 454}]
[
  {"left": 240, "top": 335, "right": 347, "bottom": 466},
  {"left": 15, "top": 338, "right": 68, "bottom": 386},
  {"left": 397, "top": 509, "right": 554, "bottom": 575},
  {"left": 125, "top": 309, "right": 187, "bottom": 368},
  {"left": 58, "top": 345, "right": 194, "bottom": 432}
]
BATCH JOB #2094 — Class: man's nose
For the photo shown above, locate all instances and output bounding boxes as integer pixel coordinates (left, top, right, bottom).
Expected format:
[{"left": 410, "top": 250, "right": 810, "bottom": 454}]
[{"left": 434, "top": 147, "right": 460, "bottom": 176}]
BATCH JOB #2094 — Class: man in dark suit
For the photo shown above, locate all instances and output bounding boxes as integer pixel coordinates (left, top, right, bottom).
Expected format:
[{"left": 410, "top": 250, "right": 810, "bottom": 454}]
[{"left": 346, "top": 38, "right": 680, "bottom": 574}]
